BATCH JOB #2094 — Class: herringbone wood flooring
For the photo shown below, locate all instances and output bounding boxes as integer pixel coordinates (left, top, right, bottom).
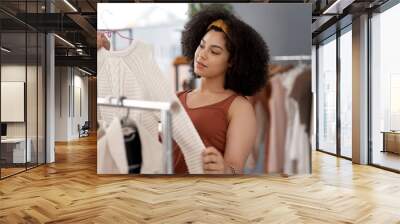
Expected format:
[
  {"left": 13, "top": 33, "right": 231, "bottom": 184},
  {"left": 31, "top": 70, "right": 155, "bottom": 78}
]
[
  {"left": 0, "top": 135, "right": 399, "bottom": 223},
  {"left": 1, "top": 167, "right": 26, "bottom": 177}
]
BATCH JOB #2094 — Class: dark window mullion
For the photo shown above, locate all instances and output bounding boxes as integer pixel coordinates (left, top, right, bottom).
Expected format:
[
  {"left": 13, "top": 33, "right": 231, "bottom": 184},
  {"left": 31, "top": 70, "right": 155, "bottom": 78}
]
[
  {"left": 316, "top": 44, "right": 319, "bottom": 151},
  {"left": 36, "top": 0, "right": 39, "bottom": 167},
  {"left": 337, "top": 28, "right": 341, "bottom": 157},
  {"left": 44, "top": 0, "right": 48, "bottom": 165},
  {"left": 25, "top": 0, "right": 28, "bottom": 171},
  {"left": 367, "top": 11, "right": 373, "bottom": 165}
]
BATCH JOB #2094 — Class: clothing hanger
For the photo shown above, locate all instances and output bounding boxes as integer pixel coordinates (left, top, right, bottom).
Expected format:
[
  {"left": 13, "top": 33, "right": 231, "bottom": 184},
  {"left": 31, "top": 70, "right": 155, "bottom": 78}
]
[
  {"left": 118, "top": 96, "right": 137, "bottom": 138},
  {"left": 118, "top": 96, "right": 129, "bottom": 122},
  {"left": 113, "top": 97, "right": 141, "bottom": 174},
  {"left": 103, "top": 30, "right": 135, "bottom": 41},
  {"left": 99, "top": 9, "right": 135, "bottom": 41}
]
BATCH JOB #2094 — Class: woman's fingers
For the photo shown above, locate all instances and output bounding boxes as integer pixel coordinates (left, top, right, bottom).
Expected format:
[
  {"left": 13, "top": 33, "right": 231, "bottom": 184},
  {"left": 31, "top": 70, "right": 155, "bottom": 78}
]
[
  {"left": 97, "top": 32, "right": 110, "bottom": 50},
  {"left": 203, "top": 146, "right": 221, "bottom": 156},
  {"left": 203, "top": 162, "right": 222, "bottom": 171},
  {"left": 202, "top": 153, "right": 218, "bottom": 164},
  {"left": 202, "top": 146, "right": 225, "bottom": 174},
  {"left": 97, "top": 32, "right": 103, "bottom": 49},
  {"left": 102, "top": 35, "right": 110, "bottom": 50}
]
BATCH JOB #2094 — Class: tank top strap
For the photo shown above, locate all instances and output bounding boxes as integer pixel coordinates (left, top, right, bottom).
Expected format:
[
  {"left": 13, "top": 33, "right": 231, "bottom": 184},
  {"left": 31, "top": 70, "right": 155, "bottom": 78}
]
[
  {"left": 179, "top": 89, "right": 242, "bottom": 112},
  {"left": 219, "top": 93, "right": 241, "bottom": 113},
  {"left": 177, "top": 89, "right": 190, "bottom": 98}
]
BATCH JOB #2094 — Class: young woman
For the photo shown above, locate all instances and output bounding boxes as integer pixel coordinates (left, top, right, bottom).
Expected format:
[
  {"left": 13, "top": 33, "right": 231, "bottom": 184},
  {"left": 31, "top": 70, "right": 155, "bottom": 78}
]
[{"left": 174, "top": 7, "right": 269, "bottom": 174}]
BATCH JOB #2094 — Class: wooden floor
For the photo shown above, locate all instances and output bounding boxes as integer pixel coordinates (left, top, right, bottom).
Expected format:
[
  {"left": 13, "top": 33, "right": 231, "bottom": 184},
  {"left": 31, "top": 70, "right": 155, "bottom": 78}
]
[
  {"left": 1, "top": 167, "right": 26, "bottom": 178},
  {"left": 1, "top": 163, "right": 44, "bottom": 178},
  {"left": 0, "top": 135, "right": 400, "bottom": 223}
]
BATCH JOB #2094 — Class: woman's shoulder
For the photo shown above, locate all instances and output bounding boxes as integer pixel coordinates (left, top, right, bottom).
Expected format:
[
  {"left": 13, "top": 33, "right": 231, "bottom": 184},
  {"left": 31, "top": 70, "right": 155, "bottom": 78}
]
[
  {"left": 232, "top": 95, "right": 253, "bottom": 108},
  {"left": 176, "top": 89, "right": 192, "bottom": 98},
  {"left": 228, "top": 95, "right": 254, "bottom": 118}
]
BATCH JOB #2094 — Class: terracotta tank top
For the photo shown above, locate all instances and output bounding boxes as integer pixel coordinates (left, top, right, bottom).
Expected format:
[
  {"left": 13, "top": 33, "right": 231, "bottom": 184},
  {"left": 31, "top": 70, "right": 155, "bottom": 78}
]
[{"left": 173, "top": 90, "right": 239, "bottom": 174}]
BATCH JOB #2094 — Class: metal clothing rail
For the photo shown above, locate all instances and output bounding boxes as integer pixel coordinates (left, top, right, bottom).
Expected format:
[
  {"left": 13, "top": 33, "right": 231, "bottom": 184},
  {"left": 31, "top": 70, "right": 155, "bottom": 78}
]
[
  {"left": 98, "top": 97, "right": 176, "bottom": 174},
  {"left": 272, "top": 55, "right": 312, "bottom": 62}
]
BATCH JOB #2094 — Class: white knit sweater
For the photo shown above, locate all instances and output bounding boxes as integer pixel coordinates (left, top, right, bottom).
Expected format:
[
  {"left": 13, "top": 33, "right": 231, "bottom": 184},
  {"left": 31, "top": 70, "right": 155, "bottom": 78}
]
[{"left": 97, "top": 40, "right": 205, "bottom": 174}]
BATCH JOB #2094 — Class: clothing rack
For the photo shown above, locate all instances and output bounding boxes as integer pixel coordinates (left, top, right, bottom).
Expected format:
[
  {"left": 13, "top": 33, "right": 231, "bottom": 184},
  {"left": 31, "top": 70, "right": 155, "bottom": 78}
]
[
  {"left": 271, "top": 55, "right": 311, "bottom": 62},
  {"left": 98, "top": 97, "right": 177, "bottom": 174}
]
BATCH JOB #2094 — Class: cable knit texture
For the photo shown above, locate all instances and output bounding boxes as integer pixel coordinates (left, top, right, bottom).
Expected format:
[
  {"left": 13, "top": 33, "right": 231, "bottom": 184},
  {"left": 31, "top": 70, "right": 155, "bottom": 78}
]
[{"left": 97, "top": 40, "right": 204, "bottom": 174}]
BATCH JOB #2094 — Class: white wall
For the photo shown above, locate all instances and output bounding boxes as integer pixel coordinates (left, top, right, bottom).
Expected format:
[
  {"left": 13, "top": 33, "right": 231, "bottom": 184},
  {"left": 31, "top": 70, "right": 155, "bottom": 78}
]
[
  {"left": 1, "top": 66, "right": 25, "bottom": 132},
  {"left": 1, "top": 65, "right": 36, "bottom": 138},
  {"left": 55, "top": 66, "right": 69, "bottom": 141},
  {"left": 1, "top": 64, "right": 45, "bottom": 164},
  {"left": 54, "top": 67, "right": 89, "bottom": 141},
  {"left": 71, "top": 73, "right": 89, "bottom": 138}
]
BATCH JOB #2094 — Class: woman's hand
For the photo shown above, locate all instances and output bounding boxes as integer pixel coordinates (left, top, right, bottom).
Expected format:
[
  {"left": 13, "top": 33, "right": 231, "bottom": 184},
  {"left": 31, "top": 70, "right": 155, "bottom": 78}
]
[
  {"left": 97, "top": 32, "right": 110, "bottom": 50},
  {"left": 202, "top": 146, "right": 228, "bottom": 174}
]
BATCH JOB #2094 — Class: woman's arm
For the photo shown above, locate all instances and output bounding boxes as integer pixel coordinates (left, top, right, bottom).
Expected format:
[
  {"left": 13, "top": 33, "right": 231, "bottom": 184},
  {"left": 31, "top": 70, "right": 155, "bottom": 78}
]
[
  {"left": 202, "top": 96, "right": 257, "bottom": 174},
  {"left": 224, "top": 96, "right": 257, "bottom": 173}
]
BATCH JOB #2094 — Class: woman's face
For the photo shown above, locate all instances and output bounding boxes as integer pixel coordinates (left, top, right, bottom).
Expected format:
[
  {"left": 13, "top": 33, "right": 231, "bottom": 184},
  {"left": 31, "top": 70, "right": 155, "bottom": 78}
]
[{"left": 194, "top": 30, "right": 231, "bottom": 79}]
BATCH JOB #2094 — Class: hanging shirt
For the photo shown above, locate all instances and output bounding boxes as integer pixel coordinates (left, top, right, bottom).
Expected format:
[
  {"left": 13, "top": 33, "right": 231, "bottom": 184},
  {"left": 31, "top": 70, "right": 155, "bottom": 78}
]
[
  {"left": 280, "top": 64, "right": 311, "bottom": 175},
  {"left": 97, "top": 40, "right": 205, "bottom": 174},
  {"left": 98, "top": 117, "right": 165, "bottom": 174},
  {"left": 266, "top": 76, "right": 287, "bottom": 173},
  {"left": 97, "top": 117, "right": 129, "bottom": 174}
]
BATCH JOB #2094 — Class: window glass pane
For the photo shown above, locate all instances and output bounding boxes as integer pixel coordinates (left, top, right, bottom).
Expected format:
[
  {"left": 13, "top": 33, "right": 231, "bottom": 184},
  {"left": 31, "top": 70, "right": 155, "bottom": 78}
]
[
  {"left": 38, "top": 32, "right": 45, "bottom": 165},
  {"left": 27, "top": 30, "right": 38, "bottom": 169},
  {"left": 0, "top": 1, "right": 46, "bottom": 178},
  {"left": 340, "top": 29, "right": 352, "bottom": 158},
  {"left": 371, "top": 3, "right": 400, "bottom": 171},
  {"left": 318, "top": 36, "right": 337, "bottom": 154},
  {"left": 1, "top": 30, "right": 27, "bottom": 177}
]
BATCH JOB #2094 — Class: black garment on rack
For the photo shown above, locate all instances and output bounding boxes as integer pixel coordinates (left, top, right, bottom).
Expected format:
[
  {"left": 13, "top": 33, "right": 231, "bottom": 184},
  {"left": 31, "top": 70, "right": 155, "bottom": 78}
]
[{"left": 122, "top": 124, "right": 142, "bottom": 174}]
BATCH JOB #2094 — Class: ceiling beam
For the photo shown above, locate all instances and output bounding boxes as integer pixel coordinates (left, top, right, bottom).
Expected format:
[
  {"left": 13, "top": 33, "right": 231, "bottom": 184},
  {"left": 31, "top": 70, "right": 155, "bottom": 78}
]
[
  {"left": 55, "top": 55, "right": 96, "bottom": 73},
  {"left": 67, "top": 13, "right": 97, "bottom": 47}
]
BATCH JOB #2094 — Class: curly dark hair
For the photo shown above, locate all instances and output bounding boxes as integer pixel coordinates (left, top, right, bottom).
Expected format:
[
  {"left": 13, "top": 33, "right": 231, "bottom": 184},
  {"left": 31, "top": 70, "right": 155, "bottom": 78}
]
[{"left": 181, "top": 6, "right": 269, "bottom": 96}]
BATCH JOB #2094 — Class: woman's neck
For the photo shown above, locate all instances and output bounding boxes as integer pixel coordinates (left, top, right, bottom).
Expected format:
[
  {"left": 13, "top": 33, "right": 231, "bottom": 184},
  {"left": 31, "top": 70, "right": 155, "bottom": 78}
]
[{"left": 198, "top": 75, "right": 226, "bottom": 94}]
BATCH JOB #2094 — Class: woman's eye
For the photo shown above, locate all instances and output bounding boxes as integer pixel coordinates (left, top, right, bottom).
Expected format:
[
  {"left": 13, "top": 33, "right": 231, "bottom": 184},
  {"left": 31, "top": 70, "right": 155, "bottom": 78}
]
[
  {"left": 199, "top": 44, "right": 205, "bottom": 49},
  {"left": 211, "top": 51, "right": 220, "bottom": 55}
]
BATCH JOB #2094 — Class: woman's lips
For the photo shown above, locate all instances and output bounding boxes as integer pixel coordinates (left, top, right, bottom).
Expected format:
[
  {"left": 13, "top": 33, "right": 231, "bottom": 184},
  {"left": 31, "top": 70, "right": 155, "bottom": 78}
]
[{"left": 195, "top": 61, "right": 207, "bottom": 70}]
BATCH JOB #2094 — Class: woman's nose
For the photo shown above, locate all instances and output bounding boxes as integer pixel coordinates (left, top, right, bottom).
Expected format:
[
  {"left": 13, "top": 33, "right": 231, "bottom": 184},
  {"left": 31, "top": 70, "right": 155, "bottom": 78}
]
[{"left": 198, "top": 49, "right": 207, "bottom": 60}]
